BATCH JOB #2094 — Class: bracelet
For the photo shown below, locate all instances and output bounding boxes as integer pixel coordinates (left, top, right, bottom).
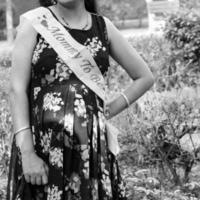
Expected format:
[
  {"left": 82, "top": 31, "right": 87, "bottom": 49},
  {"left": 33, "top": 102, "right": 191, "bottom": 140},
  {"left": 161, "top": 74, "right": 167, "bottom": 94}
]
[
  {"left": 120, "top": 92, "right": 130, "bottom": 108},
  {"left": 14, "top": 126, "right": 31, "bottom": 136}
]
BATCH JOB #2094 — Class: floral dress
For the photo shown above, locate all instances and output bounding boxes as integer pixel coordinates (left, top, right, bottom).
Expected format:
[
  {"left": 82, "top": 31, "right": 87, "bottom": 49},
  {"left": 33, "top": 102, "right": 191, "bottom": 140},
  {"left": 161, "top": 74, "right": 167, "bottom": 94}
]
[{"left": 6, "top": 9, "right": 128, "bottom": 200}]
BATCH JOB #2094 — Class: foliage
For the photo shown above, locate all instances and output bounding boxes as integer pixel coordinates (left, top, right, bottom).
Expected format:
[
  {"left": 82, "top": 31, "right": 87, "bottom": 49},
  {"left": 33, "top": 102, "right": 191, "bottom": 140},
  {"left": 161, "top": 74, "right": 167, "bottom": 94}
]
[
  {"left": 98, "top": 0, "right": 147, "bottom": 21},
  {"left": 112, "top": 88, "right": 200, "bottom": 199},
  {"left": 0, "top": 9, "right": 6, "bottom": 40},
  {"left": 165, "top": 13, "right": 200, "bottom": 64},
  {"left": 0, "top": 67, "right": 12, "bottom": 176},
  {"left": 163, "top": 8, "right": 200, "bottom": 89},
  {"left": 0, "top": 66, "right": 12, "bottom": 200},
  {"left": 0, "top": 9, "right": 6, "bottom": 29},
  {"left": 180, "top": 0, "right": 200, "bottom": 15},
  {"left": 0, "top": 54, "right": 11, "bottom": 68}
]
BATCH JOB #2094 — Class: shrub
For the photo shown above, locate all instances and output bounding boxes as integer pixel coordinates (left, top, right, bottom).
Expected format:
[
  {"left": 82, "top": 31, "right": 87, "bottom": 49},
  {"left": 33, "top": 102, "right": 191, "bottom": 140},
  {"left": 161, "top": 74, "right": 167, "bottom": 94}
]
[
  {"left": 164, "top": 12, "right": 200, "bottom": 88},
  {"left": 0, "top": 67, "right": 12, "bottom": 177}
]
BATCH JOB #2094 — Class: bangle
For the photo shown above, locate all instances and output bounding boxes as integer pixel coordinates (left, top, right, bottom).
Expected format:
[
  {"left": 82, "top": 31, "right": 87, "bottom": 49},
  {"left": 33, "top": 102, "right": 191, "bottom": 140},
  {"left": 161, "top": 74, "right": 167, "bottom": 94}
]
[
  {"left": 14, "top": 126, "right": 31, "bottom": 136},
  {"left": 120, "top": 92, "right": 130, "bottom": 108}
]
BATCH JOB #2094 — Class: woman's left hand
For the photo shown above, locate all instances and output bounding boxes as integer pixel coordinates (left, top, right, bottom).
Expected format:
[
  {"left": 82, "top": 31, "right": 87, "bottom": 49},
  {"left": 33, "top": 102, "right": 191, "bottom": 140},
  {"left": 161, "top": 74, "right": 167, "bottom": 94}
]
[{"left": 103, "top": 94, "right": 128, "bottom": 120}]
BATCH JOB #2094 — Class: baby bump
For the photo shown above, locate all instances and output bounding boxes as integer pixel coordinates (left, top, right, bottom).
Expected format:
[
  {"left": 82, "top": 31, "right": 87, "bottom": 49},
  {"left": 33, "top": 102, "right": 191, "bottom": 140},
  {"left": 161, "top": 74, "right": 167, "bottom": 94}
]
[{"left": 31, "top": 78, "right": 100, "bottom": 152}]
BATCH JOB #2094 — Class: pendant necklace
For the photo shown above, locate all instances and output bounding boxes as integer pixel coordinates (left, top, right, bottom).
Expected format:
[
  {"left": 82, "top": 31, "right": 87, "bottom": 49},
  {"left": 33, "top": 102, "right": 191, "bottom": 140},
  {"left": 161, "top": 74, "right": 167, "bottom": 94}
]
[{"left": 61, "top": 12, "right": 89, "bottom": 30}]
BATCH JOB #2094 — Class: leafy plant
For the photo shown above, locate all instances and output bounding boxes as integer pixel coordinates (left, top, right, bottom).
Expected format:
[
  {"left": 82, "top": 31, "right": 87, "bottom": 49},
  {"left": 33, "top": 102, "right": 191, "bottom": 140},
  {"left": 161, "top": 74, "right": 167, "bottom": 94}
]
[{"left": 164, "top": 12, "right": 200, "bottom": 88}]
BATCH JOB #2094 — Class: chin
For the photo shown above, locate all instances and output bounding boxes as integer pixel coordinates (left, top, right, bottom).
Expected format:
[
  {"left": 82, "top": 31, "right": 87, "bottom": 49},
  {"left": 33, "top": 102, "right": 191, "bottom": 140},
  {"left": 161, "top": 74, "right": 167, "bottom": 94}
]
[{"left": 57, "top": 0, "right": 79, "bottom": 6}]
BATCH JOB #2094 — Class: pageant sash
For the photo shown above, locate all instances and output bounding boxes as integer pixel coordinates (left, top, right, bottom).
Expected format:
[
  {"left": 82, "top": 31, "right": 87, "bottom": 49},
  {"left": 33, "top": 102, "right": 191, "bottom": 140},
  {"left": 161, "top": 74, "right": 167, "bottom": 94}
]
[
  {"left": 20, "top": 7, "right": 105, "bottom": 100},
  {"left": 19, "top": 7, "right": 120, "bottom": 155}
]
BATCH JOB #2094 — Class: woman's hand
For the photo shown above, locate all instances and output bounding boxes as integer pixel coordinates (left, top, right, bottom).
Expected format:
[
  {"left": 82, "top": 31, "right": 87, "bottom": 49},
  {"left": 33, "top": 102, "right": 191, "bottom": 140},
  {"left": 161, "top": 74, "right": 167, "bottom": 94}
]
[
  {"left": 21, "top": 151, "right": 49, "bottom": 185},
  {"left": 104, "top": 94, "right": 127, "bottom": 120}
]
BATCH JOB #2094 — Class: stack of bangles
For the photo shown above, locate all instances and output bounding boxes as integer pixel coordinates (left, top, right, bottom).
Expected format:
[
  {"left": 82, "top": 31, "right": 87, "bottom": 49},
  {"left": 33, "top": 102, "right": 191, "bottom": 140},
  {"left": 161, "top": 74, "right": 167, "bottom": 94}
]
[{"left": 14, "top": 126, "right": 31, "bottom": 137}]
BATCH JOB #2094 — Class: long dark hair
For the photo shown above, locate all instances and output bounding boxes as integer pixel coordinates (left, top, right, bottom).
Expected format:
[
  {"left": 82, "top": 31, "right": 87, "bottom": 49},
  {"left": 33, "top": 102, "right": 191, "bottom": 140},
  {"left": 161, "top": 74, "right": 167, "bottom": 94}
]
[{"left": 39, "top": 0, "right": 97, "bottom": 13}]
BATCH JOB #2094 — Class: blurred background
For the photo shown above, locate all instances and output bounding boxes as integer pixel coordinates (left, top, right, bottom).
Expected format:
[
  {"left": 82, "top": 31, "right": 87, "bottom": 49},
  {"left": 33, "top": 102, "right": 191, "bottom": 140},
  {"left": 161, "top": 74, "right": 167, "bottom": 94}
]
[{"left": 1, "top": 0, "right": 200, "bottom": 199}]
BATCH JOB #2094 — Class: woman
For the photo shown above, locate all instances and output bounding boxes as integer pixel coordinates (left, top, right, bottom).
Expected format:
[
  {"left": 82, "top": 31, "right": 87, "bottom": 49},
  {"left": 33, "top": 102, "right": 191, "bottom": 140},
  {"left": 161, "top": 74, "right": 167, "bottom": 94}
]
[{"left": 6, "top": 0, "right": 154, "bottom": 199}]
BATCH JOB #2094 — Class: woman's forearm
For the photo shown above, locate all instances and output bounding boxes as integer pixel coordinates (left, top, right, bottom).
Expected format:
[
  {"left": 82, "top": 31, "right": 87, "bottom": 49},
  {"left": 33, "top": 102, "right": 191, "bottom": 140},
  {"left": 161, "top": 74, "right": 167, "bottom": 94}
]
[
  {"left": 9, "top": 89, "right": 35, "bottom": 153},
  {"left": 108, "top": 76, "right": 154, "bottom": 119}
]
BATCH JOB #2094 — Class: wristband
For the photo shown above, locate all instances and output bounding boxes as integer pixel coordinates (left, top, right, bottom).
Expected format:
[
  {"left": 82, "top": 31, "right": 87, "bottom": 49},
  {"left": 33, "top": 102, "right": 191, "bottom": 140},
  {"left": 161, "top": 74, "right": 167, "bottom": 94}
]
[
  {"left": 120, "top": 92, "right": 130, "bottom": 108},
  {"left": 14, "top": 126, "right": 31, "bottom": 137}
]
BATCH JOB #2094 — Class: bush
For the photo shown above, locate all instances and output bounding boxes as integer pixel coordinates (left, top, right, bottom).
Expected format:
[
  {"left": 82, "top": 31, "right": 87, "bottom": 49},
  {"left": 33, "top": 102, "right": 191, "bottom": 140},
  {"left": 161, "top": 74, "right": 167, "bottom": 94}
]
[
  {"left": 0, "top": 67, "right": 12, "bottom": 177},
  {"left": 0, "top": 45, "right": 12, "bottom": 68},
  {"left": 164, "top": 12, "right": 200, "bottom": 88}
]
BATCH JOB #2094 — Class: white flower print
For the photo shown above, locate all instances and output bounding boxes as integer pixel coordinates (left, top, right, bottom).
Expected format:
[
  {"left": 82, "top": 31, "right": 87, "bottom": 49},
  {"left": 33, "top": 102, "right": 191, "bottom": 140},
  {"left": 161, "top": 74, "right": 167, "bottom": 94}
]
[
  {"left": 84, "top": 37, "right": 106, "bottom": 57},
  {"left": 64, "top": 113, "right": 74, "bottom": 136},
  {"left": 45, "top": 69, "right": 56, "bottom": 84},
  {"left": 91, "top": 179, "right": 98, "bottom": 200},
  {"left": 34, "top": 105, "right": 39, "bottom": 116},
  {"left": 74, "top": 96, "right": 87, "bottom": 119},
  {"left": 80, "top": 84, "right": 89, "bottom": 95},
  {"left": 40, "top": 128, "right": 53, "bottom": 154},
  {"left": 69, "top": 173, "right": 81, "bottom": 194},
  {"left": 55, "top": 57, "right": 72, "bottom": 81},
  {"left": 34, "top": 87, "right": 41, "bottom": 100},
  {"left": 70, "top": 85, "right": 76, "bottom": 92},
  {"left": 98, "top": 111, "right": 106, "bottom": 132},
  {"left": 118, "top": 181, "right": 127, "bottom": 198},
  {"left": 32, "top": 37, "right": 51, "bottom": 65},
  {"left": 43, "top": 92, "right": 64, "bottom": 112},
  {"left": 49, "top": 147, "right": 63, "bottom": 168},
  {"left": 80, "top": 145, "right": 90, "bottom": 179},
  {"left": 101, "top": 157, "right": 106, "bottom": 172},
  {"left": 47, "top": 185, "right": 62, "bottom": 200},
  {"left": 92, "top": 115, "right": 98, "bottom": 152},
  {"left": 101, "top": 173, "right": 112, "bottom": 197}
]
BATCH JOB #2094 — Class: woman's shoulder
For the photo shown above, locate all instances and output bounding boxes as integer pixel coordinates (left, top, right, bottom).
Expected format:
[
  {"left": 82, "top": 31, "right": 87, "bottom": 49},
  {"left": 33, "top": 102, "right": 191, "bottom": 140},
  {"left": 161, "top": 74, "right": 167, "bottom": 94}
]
[
  {"left": 92, "top": 13, "right": 114, "bottom": 29},
  {"left": 91, "top": 13, "right": 113, "bottom": 30}
]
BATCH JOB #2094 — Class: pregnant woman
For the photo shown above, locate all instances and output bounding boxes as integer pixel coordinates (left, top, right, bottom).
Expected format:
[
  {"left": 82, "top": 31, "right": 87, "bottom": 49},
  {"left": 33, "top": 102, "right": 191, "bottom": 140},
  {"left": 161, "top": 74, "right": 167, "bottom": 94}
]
[{"left": 6, "top": 0, "right": 154, "bottom": 199}]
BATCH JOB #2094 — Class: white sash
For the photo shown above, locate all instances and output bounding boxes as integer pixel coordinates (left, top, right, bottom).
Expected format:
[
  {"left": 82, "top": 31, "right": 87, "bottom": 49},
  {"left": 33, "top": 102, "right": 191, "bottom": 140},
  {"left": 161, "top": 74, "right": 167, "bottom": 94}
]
[
  {"left": 20, "top": 7, "right": 105, "bottom": 100},
  {"left": 19, "top": 7, "right": 120, "bottom": 156}
]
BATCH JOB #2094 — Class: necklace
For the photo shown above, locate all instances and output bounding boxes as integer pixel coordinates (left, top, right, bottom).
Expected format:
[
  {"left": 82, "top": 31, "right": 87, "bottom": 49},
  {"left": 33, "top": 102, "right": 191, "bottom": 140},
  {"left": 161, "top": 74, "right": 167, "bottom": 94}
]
[{"left": 61, "top": 12, "right": 90, "bottom": 30}]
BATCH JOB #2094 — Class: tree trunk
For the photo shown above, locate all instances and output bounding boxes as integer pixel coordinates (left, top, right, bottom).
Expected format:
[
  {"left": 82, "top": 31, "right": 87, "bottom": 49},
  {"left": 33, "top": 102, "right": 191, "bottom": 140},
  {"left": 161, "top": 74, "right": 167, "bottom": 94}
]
[{"left": 6, "top": 0, "right": 13, "bottom": 43}]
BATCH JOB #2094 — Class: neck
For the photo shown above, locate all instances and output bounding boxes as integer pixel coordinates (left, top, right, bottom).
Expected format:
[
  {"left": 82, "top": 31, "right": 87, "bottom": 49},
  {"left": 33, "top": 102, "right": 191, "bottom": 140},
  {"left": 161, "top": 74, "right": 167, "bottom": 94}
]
[{"left": 55, "top": 1, "right": 87, "bottom": 21}]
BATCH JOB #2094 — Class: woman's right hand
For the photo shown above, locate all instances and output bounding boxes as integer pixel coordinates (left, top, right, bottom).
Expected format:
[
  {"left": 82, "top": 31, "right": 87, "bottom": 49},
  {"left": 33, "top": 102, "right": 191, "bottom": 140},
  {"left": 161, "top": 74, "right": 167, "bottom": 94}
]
[{"left": 21, "top": 151, "right": 49, "bottom": 185}]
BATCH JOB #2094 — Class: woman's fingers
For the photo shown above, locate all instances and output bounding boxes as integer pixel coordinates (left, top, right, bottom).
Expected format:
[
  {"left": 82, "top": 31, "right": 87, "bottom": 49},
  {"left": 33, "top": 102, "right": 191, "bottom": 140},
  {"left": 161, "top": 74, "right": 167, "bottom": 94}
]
[
  {"left": 24, "top": 174, "right": 31, "bottom": 183},
  {"left": 30, "top": 174, "right": 36, "bottom": 185},
  {"left": 35, "top": 175, "right": 42, "bottom": 185},
  {"left": 25, "top": 173, "right": 47, "bottom": 185},
  {"left": 42, "top": 173, "right": 48, "bottom": 185}
]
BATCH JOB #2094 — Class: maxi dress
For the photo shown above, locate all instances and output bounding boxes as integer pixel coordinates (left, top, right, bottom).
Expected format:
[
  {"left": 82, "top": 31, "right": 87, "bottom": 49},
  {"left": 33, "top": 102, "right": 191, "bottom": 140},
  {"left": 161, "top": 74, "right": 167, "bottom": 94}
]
[{"left": 6, "top": 10, "right": 128, "bottom": 200}]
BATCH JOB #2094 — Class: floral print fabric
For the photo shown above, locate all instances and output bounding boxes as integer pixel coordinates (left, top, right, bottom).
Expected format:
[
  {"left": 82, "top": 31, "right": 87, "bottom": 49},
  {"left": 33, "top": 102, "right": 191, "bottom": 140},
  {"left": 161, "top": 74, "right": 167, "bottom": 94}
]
[{"left": 6, "top": 12, "right": 128, "bottom": 200}]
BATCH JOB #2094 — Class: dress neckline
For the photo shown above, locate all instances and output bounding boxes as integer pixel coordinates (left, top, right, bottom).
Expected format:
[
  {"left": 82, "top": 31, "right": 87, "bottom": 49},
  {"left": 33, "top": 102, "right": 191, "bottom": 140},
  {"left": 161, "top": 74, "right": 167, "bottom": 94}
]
[{"left": 46, "top": 7, "right": 94, "bottom": 32}]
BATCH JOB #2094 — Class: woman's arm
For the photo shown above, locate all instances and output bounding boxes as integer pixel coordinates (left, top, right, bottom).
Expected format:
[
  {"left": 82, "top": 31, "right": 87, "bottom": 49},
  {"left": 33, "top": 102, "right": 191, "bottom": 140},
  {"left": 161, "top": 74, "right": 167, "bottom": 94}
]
[
  {"left": 9, "top": 18, "right": 49, "bottom": 185},
  {"left": 103, "top": 17, "right": 154, "bottom": 119},
  {"left": 9, "top": 18, "right": 37, "bottom": 152}
]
